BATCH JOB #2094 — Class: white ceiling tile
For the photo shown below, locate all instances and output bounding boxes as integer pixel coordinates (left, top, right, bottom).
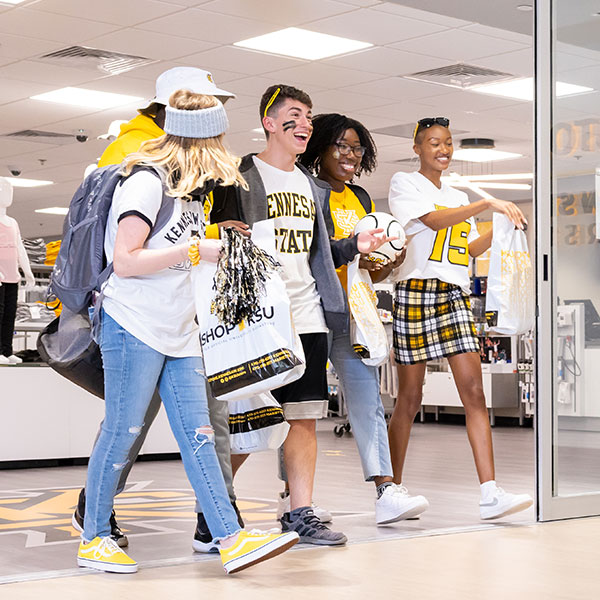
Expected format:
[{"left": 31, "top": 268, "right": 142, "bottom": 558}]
[
  {"left": 343, "top": 77, "right": 451, "bottom": 102},
  {"left": 181, "top": 46, "right": 305, "bottom": 77},
  {"left": 0, "top": 33, "right": 65, "bottom": 61},
  {"left": 135, "top": 8, "right": 276, "bottom": 44},
  {"left": 224, "top": 75, "right": 326, "bottom": 100},
  {"left": 28, "top": 0, "right": 184, "bottom": 26},
  {"left": 390, "top": 29, "right": 528, "bottom": 62},
  {"left": 334, "top": 0, "right": 380, "bottom": 6},
  {"left": 86, "top": 28, "right": 218, "bottom": 61},
  {"left": 158, "top": 0, "right": 215, "bottom": 5},
  {"left": 307, "top": 8, "right": 448, "bottom": 45},
  {"left": 309, "top": 89, "right": 392, "bottom": 113},
  {"left": 461, "top": 23, "right": 532, "bottom": 45},
  {"left": 0, "top": 77, "right": 56, "bottom": 106},
  {"left": 371, "top": 3, "right": 472, "bottom": 28},
  {"left": 0, "top": 138, "right": 55, "bottom": 160},
  {"left": 0, "top": 8, "right": 120, "bottom": 44},
  {"left": 556, "top": 53, "right": 600, "bottom": 76},
  {"left": 431, "top": 89, "right": 527, "bottom": 113},
  {"left": 118, "top": 60, "right": 192, "bottom": 82},
  {"left": 0, "top": 60, "right": 110, "bottom": 87},
  {"left": 478, "top": 103, "right": 534, "bottom": 125},
  {"left": 559, "top": 63, "right": 600, "bottom": 88},
  {"left": 554, "top": 90, "right": 600, "bottom": 117},
  {"left": 324, "top": 46, "right": 453, "bottom": 77},
  {"left": 475, "top": 48, "right": 533, "bottom": 78},
  {"left": 200, "top": 0, "right": 351, "bottom": 26},
  {"left": 264, "top": 63, "right": 382, "bottom": 89},
  {"left": 357, "top": 100, "right": 440, "bottom": 123}
]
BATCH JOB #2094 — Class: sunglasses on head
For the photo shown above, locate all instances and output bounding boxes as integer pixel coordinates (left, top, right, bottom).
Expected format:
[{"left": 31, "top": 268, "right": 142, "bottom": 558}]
[{"left": 413, "top": 117, "right": 450, "bottom": 141}]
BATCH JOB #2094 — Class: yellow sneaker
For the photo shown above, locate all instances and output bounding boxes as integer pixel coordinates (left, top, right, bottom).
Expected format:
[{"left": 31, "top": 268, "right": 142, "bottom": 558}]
[
  {"left": 77, "top": 536, "right": 138, "bottom": 573},
  {"left": 220, "top": 529, "right": 299, "bottom": 574}
]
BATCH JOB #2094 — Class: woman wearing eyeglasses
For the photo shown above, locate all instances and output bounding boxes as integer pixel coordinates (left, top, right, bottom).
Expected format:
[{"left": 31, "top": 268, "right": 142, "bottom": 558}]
[
  {"left": 387, "top": 117, "right": 532, "bottom": 520},
  {"left": 300, "top": 113, "right": 429, "bottom": 525}
]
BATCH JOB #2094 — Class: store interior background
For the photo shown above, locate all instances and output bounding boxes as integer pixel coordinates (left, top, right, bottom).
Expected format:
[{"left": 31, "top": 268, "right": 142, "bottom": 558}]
[{"left": 1, "top": 0, "right": 599, "bottom": 582}]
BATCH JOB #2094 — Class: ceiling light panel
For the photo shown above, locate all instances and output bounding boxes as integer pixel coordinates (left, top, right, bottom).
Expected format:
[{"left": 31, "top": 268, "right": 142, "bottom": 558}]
[
  {"left": 35, "top": 207, "right": 68, "bottom": 214},
  {"left": 472, "top": 77, "right": 594, "bottom": 101},
  {"left": 234, "top": 28, "right": 372, "bottom": 60},
  {"left": 6, "top": 177, "right": 54, "bottom": 188},
  {"left": 452, "top": 148, "right": 523, "bottom": 162},
  {"left": 30, "top": 87, "right": 143, "bottom": 109}
]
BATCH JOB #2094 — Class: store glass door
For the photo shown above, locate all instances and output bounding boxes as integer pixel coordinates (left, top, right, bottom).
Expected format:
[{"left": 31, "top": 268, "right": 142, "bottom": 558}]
[{"left": 536, "top": 0, "right": 600, "bottom": 519}]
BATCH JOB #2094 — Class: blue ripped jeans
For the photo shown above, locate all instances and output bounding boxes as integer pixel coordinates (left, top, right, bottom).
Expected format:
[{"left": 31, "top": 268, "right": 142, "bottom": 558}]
[{"left": 83, "top": 310, "right": 240, "bottom": 543}]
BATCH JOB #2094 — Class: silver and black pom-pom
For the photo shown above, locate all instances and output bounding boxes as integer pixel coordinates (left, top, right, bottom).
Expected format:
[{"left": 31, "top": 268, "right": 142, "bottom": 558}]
[{"left": 211, "top": 227, "right": 280, "bottom": 326}]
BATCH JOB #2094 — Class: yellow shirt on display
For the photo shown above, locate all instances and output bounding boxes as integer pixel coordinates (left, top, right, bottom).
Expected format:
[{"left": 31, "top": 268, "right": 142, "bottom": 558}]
[{"left": 329, "top": 185, "right": 375, "bottom": 294}]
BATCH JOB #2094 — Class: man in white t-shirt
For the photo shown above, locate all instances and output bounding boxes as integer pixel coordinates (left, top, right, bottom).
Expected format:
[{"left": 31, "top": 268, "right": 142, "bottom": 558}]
[{"left": 211, "top": 85, "right": 390, "bottom": 545}]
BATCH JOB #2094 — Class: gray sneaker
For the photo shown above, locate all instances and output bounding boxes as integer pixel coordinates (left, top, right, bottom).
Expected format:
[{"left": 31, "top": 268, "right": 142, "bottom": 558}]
[{"left": 281, "top": 507, "right": 347, "bottom": 546}]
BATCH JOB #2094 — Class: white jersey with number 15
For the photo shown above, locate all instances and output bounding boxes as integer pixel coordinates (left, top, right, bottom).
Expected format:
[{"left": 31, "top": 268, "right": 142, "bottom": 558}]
[{"left": 388, "top": 171, "right": 480, "bottom": 294}]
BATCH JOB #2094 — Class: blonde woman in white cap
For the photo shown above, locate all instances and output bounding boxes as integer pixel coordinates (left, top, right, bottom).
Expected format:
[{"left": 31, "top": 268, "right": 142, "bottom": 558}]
[
  {"left": 72, "top": 66, "right": 247, "bottom": 551},
  {"left": 76, "top": 89, "right": 299, "bottom": 575}
]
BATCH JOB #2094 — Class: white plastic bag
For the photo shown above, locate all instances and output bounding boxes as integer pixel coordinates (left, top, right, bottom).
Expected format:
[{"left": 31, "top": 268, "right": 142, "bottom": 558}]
[
  {"left": 194, "top": 220, "right": 305, "bottom": 401},
  {"left": 229, "top": 392, "right": 290, "bottom": 454},
  {"left": 485, "top": 213, "right": 534, "bottom": 335},
  {"left": 347, "top": 256, "right": 390, "bottom": 366}
]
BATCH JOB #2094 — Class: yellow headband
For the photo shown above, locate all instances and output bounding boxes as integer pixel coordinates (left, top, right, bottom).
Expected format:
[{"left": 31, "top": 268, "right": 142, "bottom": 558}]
[
  {"left": 263, "top": 87, "right": 281, "bottom": 118},
  {"left": 412, "top": 122, "right": 420, "bottom": 142}
]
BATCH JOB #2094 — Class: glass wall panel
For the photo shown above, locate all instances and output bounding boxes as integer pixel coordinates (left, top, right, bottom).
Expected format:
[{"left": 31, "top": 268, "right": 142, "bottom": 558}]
[{"left": 552, "top": 0, "right": 600, "bottom": 498}]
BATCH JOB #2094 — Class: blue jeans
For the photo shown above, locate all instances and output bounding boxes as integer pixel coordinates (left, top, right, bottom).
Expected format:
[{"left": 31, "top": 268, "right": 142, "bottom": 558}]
[
  {"left": 329, "top": 331, "right": 393, "bottom": 481},
  {"left": 83, "top": 311, "right": 240, "bottom": 542}
]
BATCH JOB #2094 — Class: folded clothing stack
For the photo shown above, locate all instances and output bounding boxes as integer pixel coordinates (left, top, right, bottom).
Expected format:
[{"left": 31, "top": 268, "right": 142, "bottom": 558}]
[{"left": 22, "top": 238, "right": 46, "bottom": 265}]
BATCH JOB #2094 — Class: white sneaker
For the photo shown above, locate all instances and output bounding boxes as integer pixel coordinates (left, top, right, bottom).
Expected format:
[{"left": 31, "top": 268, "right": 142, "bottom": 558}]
[
  {"left": 375, "top": 484, "right": 429, "bottom": 525},
  {"left": 480, "top": 487, "right": 533, "bottom": 520},
  {"left": 276, "top": 492, "right": 332, "bottom": 523}
]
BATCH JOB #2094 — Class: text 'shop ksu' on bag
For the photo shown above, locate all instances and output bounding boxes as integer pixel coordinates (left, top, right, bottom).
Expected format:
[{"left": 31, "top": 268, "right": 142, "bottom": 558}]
[
  {"left": 347, "top": 256, "right": 390, "bottom": 367},
  {"left": 485, "top": 213, "right": 534, "bottom": 335},
  {"left": 193, "top": 219, "right": 305, "bottom": 402}
]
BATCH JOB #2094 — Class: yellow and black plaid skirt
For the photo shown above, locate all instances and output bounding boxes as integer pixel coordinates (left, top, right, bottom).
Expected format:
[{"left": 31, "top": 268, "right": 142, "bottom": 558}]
[{"left": 393, "top": 278, "right": 479, "bottom": 365}]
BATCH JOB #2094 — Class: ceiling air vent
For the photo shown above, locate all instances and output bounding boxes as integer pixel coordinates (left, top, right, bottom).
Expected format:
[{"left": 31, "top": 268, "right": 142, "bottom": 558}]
[
  {"left": 403, "top": 63, "right": 514, "bottom": 90},
  {"left": 37, "top": 46, "right": 156, "bottom": 76},
  {"left": 2, "top": 130, "right": 75, "bottom": 145}
]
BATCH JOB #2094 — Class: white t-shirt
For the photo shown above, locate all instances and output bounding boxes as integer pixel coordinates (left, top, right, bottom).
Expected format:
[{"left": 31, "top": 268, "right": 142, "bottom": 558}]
[
  {"left": 103, "top": 169, "right": 204, "bottom": 357},
  {"left": 388, "top": 171, "right": 479, "bottom": 294},
  {"left": 253, "top": 156, "right": 327, "bottom": 334}
]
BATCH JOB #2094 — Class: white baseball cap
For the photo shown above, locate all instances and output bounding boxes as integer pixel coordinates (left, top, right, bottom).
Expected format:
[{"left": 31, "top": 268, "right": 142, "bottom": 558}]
[{"left": 141, "top": 67, "right": 235, "bottom": 109}]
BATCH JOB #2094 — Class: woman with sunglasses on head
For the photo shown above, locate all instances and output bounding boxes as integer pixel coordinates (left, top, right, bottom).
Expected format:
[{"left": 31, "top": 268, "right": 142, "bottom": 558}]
[
  {"left": 387, "top": 117, "right": 533, "bottom": 520},
  {"left": 300, "top": 113, "right": 429, "bottom": 525},
  {"left": 77, "top": 89, "right": 299, "bottom": 576}
]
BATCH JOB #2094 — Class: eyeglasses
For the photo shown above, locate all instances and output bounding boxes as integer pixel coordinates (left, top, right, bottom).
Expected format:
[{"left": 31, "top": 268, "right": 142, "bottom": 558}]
[
  {"left": 413, "top": 117, "right": 450, "bottom": 140},
  {"left": 334, "top": 141, "right": 366, "bottom": 158}
]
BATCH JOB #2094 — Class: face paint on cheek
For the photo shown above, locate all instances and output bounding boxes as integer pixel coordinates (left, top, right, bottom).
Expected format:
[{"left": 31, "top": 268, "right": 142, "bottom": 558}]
[
  {"left": 282, "top": 120, "right": 296, "bottom": 132},
  {"left": 332, "top": 150, "right": 340, "bottom": 159}
]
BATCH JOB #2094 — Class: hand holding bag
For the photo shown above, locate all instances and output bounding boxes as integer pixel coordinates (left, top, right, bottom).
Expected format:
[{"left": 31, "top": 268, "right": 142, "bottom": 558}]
[
  {"left": 485, "top": 213, "right": 534, "bottom": 335},
  {"left": 347, "top": 256, "right": 390, "bottom": 367}
]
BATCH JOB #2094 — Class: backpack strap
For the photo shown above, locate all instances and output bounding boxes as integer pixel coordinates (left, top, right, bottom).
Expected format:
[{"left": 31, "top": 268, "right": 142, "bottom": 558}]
[
  {"left": 347, "top": 183, "right": 372, "bottom": 214},
  {"left": 92, "top": 166, "right": 174, "bottom": 340}
]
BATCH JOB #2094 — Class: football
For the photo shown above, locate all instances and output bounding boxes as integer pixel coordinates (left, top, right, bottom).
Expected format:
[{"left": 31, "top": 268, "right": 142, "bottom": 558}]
[{"left": 353, "top": 212, "right": 406, "bottom": 264}]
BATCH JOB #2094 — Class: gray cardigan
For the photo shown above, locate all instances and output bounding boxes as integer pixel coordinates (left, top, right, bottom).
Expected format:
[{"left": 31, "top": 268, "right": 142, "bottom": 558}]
[{"left": 211, "top": 154, "right": 359, "bottom": 334}]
